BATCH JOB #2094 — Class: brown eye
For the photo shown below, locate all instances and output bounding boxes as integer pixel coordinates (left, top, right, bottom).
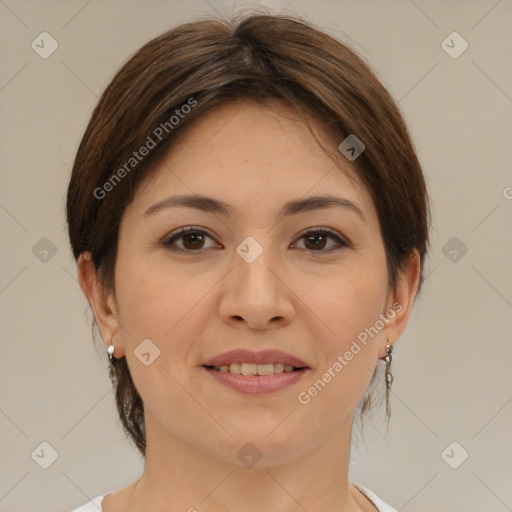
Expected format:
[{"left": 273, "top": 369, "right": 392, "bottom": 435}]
[
  {"left": 181, "top": 232, "right": 205, "bottom": 250},
  {"left": 295, "top": 229, "right": 347, "bottom": 252},
  {"left": 163, "top": 227, "right": 347, "bottom": 254},
  {"left": 304, "top": 232, "right": 328, "bottom": 250},
  {"left": 163, "top": 228, "right": 217, "bottom": 252}
]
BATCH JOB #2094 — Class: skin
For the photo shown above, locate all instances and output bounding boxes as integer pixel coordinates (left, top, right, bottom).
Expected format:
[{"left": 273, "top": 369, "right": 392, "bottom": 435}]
[{"left": 78, "top": 99, "right": 420, "bottom": 512}]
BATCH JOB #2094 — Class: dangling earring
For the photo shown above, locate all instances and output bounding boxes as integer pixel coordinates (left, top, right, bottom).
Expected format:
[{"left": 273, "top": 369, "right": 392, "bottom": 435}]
[
  {"left": 384, "top": 338, "right": 393, "bottom": 417},
  {"left": 107, "top": 344, "right": 115, "bottom": 361}
]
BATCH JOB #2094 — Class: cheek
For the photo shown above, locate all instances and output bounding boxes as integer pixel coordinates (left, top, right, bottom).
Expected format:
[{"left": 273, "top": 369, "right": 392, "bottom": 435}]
[
  {"left": 114, "top": 254, "right": 192, "bottom": 337},
  {"left": 112, "top": 259, "right": 202, "bottom": 420},
  {"left": 304, "top": 263, "right": 386, "bottom": 404},
  {"left": 322, "top": 264, "right": 387, "bottom": 342},
  {"left": 113, "top": 254, "right": 214, "bottom": 376}
]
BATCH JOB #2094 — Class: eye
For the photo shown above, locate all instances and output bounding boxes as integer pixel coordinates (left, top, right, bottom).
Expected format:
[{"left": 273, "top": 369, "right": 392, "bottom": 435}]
[
  {"left": 162, "top": 227, "right": 218, "bottom": 252},
  {"left": 162, "top": 227, "right": 348, "bottom": 254},
  {"left": 293, "top": 228, "right": 348, "bottom": 252}
]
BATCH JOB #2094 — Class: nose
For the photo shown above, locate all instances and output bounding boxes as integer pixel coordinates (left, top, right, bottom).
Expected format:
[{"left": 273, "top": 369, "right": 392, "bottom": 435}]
[{"left": 217, "top": 244, "right": 295, "bottom": 330}]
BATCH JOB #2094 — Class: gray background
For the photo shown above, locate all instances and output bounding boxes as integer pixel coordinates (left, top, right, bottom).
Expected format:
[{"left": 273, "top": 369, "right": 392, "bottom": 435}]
[{"left": 1, "top": 0, "right": 511, "bottom": 511}]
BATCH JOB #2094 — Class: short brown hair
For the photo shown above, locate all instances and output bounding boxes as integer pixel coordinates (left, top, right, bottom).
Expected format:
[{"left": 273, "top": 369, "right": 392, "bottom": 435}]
[{"left": 66, "top": 12, "right": 431, "bottom": 457}]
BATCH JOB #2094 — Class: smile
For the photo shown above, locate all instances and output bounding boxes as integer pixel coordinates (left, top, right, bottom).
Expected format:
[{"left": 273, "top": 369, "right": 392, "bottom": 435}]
[{"left": 206, "top": 363, "right": 303, "bottom": 375}]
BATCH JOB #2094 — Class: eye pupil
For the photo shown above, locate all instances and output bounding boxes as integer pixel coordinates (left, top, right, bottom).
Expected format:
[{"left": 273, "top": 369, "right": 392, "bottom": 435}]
[
  {"left": 305, "top": 233, "right": 327, "bottom": 250},
  {"left": 183, "top": 232, "right": 204, "bottom": 250}
]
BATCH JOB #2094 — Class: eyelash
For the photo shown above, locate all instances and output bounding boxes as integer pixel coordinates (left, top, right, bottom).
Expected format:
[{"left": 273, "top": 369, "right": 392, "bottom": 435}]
[{"left": 161, "top": 227, "right": 348, "bottom": 254}]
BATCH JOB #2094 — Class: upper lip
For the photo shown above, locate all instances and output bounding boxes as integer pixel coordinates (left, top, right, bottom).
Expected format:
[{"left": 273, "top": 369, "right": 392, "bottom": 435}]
[{"left": 202, "top": 349, "right": 309, "bottom": 368}]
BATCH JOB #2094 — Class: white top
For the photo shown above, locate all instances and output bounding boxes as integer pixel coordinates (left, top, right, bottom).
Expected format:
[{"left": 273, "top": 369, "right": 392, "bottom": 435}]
[{"left": 69, "top": 483, "right": 397, "bottom": 511}]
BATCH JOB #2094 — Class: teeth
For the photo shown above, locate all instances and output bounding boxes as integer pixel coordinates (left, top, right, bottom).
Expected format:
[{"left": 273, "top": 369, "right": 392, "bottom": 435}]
[
  {"left": 213, "top": 363, "right": 299, "bottom": 374},
  {"left": 241, "top": 363, "right": 258, "bottom": 375}
]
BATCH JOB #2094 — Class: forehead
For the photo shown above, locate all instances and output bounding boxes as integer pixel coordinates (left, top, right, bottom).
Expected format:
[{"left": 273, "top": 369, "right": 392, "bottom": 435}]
[{"left": 127, "top": 100, "right": 374, "bottom": 221}]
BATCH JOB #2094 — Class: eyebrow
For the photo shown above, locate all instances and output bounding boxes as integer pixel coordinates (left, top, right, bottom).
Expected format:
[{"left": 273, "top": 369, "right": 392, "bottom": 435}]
[{"left": 142, "top": 194, "right": 366, "bottom": 222}]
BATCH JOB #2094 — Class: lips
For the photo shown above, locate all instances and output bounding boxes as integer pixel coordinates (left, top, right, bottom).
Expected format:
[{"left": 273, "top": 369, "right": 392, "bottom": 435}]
[{"left": 202, "top": 349, "right": 309, "bottom": 369}]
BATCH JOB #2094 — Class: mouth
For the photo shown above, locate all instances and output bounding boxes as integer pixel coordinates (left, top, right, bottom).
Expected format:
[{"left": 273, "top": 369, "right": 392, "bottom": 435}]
[
  {"left": 200, "top": 349, "right": 310, "bottom": 394},
  {"left": 201, "top": 365, "right": 309, "bottom": 394},
  {"left": 202, "top": 363, "right": 307, "bottom": 375}
]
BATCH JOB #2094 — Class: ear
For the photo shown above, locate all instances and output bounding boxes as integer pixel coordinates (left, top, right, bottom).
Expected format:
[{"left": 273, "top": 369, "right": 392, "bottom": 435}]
[
  {"left": 378, "top": 249, "right": 421, "bottom": 359},
  {"left": 77, "top": 252, "right": 126, "bottom": 358}
]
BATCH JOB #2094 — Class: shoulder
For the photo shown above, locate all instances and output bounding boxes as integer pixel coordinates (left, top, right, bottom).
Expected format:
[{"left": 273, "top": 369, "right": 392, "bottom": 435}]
[
  {"left": 68, "top": 495, "right": 104, "bottom": 511},
  {"left": 351, "top": 482, "right": 398, "bottom": 512}
]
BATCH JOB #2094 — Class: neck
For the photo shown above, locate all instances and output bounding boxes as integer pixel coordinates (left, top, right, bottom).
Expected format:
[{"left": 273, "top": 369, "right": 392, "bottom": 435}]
[{"left": 123, "top": 411, "right": 371, "bottom": 512}]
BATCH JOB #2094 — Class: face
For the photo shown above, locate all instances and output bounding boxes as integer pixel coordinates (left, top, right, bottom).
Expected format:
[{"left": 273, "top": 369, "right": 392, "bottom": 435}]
[{"left": 86, "top": 100, "right": 414, "bottom": 466}]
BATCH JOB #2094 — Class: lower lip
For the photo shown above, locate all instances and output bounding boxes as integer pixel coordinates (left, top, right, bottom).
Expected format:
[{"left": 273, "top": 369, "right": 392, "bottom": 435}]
[{"left": 202, "top": 367, "right": 309, "bottom": 394}]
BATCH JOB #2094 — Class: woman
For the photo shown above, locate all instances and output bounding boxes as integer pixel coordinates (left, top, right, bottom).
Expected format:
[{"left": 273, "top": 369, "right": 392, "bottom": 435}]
[{"left": 67, "top": 11, "right": 430, "bottom": 512}]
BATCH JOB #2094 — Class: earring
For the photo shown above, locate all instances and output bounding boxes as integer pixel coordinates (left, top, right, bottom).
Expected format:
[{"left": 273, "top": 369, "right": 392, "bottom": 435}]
[
  {"left": 107, "top": 344, "right": 115, "bottom": 361},
  {"left": 384, "top": 338, "right": 393, "bottom": 417}
]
